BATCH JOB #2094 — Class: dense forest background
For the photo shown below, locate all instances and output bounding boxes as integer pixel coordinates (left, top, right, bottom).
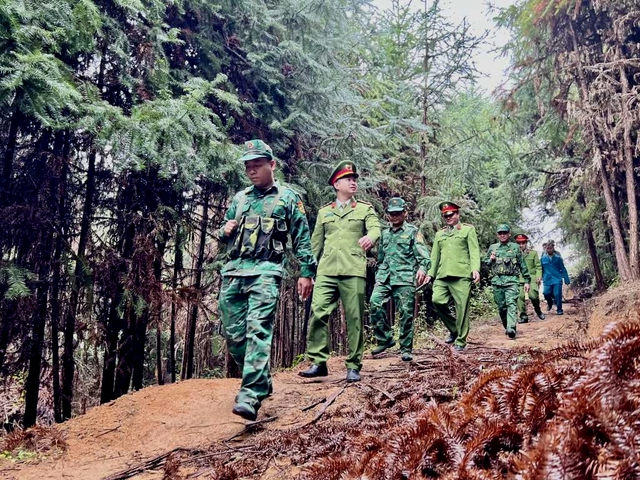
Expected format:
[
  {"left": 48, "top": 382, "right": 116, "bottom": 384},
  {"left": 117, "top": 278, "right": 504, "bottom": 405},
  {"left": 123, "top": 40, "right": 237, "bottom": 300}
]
[{"left": 1, "top": 0, "right": 638, "bottom": 427}]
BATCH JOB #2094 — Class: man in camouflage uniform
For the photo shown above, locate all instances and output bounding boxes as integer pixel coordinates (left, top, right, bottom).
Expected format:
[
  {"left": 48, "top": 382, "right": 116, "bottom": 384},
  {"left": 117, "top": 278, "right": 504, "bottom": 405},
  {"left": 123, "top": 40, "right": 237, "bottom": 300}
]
[
  {"left": 370, "top": 197, "right": 431, "bottom": 362},
  {"left": 424, "top": 201, "right": 481, "bottom": 351},
  {"left": 299, "top": 160, "right": 381, "bottom": 383},
  {"left": 514, "top": 233, "right": 545, "bottom": 323},
  {"left": 218, "top": 139, "right": 316, "bottom": 421},
  {"left": 484, "top": 224, "right": 530, "bottom": 339}
]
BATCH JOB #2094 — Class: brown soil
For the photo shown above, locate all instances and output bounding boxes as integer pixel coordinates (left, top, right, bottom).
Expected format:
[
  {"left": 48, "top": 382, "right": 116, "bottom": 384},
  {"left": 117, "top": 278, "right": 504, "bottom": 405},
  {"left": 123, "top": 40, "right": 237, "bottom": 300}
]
[{"left": 3, "top": 283, "right": 637, "bottom": 480}]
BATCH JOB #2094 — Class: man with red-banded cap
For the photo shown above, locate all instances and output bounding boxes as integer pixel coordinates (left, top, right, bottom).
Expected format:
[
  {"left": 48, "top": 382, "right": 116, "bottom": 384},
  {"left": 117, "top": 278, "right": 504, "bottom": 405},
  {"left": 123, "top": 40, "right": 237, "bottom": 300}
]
[
  {"left": 424, "top": 201, "right": 480, "bottom": 351},
  {"left": 300, "top": 160, "right": 381, "bottom": 382},
  {"left": 514, "top": 233, "right": 545, "bottom": 323}
]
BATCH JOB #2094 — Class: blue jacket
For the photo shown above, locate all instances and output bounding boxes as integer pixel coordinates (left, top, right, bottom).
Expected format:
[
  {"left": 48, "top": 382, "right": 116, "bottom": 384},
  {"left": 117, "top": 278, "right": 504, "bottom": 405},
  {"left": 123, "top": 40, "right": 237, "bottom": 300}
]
[{"left": 541, "top": 252, "right": 570, "bottom": 286}]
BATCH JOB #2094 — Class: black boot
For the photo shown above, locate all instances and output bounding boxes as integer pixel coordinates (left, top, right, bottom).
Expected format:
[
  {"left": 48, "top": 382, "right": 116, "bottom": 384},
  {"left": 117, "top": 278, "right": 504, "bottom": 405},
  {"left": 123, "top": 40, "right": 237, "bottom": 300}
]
[
  {"left": 346, "top": 369, "right": 361, "bottom": 383},
  {"left": 299, "top": 364, "right": 328, "bottom": 378},
  {"left": 371, "top": 341, "right": 395, "bottom": 355},
  {"left": 444, "top": 332, "right": 457, "bottom": 344}
]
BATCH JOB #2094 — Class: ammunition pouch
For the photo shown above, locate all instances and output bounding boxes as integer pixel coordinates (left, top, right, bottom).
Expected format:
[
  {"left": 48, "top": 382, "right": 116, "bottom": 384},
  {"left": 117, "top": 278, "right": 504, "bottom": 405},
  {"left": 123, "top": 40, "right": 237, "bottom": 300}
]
[
  {"left": 492, "top": 256, "right": 519, "bottom": 276},
  {"left": 228, "top": 215, "right": 288, "bottom": 261}
]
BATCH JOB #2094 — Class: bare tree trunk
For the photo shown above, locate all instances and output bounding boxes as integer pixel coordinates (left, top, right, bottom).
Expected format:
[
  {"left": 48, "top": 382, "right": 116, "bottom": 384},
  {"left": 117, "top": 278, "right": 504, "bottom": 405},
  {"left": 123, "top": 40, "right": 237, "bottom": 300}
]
[
  {"left": 100, "top": 290, "right": 123, "bottom": 404},
  {"left": 50, "top": 130, "right": 70, "bottom": 423},
  {"left": 618, "top": 61, "right": 639, "bottom": 279},
  {"left": 182, "top": 187, "right": 210, "bottom": 380},
  {"left": 169, "top": 213, "right": 184, "bottom": 383},
  {"left": 569, "top": 20, "right": 634, "bottom": 281},
  {"left": 62, "top": 146, "right": 96, "bottom": 420}
]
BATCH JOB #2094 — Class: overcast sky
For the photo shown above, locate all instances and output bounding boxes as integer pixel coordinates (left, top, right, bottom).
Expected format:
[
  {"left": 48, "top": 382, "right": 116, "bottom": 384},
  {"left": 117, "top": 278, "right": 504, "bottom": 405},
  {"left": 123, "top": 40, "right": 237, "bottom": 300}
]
[{"left": 371, "top": 0, "right": 516, "bottom": 94}]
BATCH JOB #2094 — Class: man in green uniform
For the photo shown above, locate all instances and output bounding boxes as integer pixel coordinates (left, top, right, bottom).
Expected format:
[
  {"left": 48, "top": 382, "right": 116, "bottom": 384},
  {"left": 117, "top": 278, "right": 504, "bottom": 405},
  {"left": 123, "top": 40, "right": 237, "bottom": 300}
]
[
  {"left": 514, "top": 233, "right": 545, "bottom": 323},
  {"left": 484, "top": 224, "right": 530, "bottom": 339},
  {"left": 424, "top": 201, "right": 480, "bottom": 351},
  {"left": 299, "top": 161, "right": 381, "bottom": 382},
  {"left": 370, "top": 197, "right": 431, "bottom": 362},
  {"left": 218, "top": 139, "right": 316, "bottom": 421}
]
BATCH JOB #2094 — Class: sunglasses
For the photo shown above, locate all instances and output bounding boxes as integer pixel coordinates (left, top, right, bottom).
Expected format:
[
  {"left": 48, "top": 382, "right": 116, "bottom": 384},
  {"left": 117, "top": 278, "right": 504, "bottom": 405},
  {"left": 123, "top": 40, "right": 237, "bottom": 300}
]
[
  {"left": 497, "top": 231, "right": 510, "bottom": 235},
  {"left": 441, "top": 212, "right": 457, "bottom": 219}
]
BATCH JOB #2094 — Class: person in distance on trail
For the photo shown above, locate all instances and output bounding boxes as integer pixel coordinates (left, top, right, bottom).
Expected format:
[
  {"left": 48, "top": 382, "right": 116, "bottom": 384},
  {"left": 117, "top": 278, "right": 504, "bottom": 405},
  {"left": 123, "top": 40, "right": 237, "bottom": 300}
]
[
  {"left": 541, "top": 239, "right": 570, "bottom": 315},
  {"left": 217, "top": 139, "right": 316, "bottom": 422},
  {"left": 299, "top": 161, "right": 381, "bottom": 383},
  {"left": 484, "top": 224, "right": 531, "bottom": 339},
  {"left": 514, "top": 233, "right": 546, "bottom": 323},
  {"left": 423, "top": 201, "right": 481, "bottom": 352},
  {"left": 369, "top": 197, "right": 431, "bottom": 362}
]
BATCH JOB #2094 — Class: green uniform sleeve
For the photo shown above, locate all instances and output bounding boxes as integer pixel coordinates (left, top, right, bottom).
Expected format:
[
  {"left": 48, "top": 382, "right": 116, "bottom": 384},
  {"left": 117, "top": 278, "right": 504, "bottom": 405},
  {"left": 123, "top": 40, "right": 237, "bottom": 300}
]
[
  {"left": 468, "top": 226, "right": 481, "bottom": 272},
  {"left": 427, "top": 233, "right": 440, "bottom": 278},
  {"left": 413, "top": 230, "right": 431, "bottom": 273},
  {"left": 533, "top": 251, "right": 542, "bottom": 279},
  {"left": 378, "top": 230, "right": 386, "bottom": 264},
  {"left": 287, "top": 194, "right": 317, "bottom": 278},
  {"left": 217, "top": 194, "right": 239, "bottom": 243},
  {"left": 483, "top": 244, "right": 495, "bottom": 266},
  {"left": 519, "top": 249, "right": 531, "bottom": 283},
  {"left": 365, "top": 205, "right": 381, "bottom": 244},
  {"left": 311, "top": 210, "right": 325, "bottom": 263}
]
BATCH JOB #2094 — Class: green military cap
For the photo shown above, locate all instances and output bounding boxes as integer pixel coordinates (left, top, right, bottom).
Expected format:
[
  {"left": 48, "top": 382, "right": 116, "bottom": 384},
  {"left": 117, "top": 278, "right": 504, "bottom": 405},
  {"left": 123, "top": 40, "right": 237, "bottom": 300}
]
[
  {"left": 496, "top": 223, "right": 511, "bottom": 233},
  {"left": 438, "top": 201, "right": 460, "bottom": 213},
  {"left": 239, "top": 139, "right": 273, "bottom": 162},
  {"left": 386, "top": 197, "right": 406, "bottom": 213},
  {"left": 328, "top": 160, "right": 359, "bottom": 185}
]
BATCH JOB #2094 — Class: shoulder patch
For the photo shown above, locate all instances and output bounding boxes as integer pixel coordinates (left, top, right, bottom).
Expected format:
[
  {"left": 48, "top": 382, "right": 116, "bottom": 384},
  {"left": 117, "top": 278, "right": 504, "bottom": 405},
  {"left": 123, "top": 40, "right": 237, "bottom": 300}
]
[
  {"left": 416, "top": 231, "right": 425, "bottom": 242},
  {"left": 296, "top": 200, "right": 306, "bottom": 214}
]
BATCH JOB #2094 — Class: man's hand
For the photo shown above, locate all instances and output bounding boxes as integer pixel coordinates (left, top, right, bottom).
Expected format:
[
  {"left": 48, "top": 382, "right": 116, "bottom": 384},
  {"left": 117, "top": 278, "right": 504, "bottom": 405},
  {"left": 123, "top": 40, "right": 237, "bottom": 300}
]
[
  {"left": 524, "top": 283, "right": 531, "bottom": 293},
  {"left": 424, "top": 275, "right": 432, "bottom": 284},
  {"left": 223, "top": 220, "right": 238, "bottom": 237},
  {"left": 416, "top": 270, "right": 427, "bottom": 285},
  {"left": 472, "top": 270, "right": 480, "bottom": 283},
  {"left": 490, "top": 251, "right": 496, "bottom": 261},
  {"left": 358, "top": 235, "right": 374, "bottom": 251},
  {"left": 536, "top": 277, "right": 542, "bottom": 285},
  {"left": 298, "top": 277, "right": 314, "bottom": 300}
]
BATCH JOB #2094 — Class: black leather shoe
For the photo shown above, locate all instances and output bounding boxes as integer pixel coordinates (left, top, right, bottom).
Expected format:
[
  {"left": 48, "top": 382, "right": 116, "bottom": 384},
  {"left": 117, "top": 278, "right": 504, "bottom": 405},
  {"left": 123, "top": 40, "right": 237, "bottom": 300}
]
[
  {"left": 453, "top": 345, "right": 465, "bottom": 352},
  {"left": 506, "top": 328, "right": 516, "bottom": 339},
  {"left": 557, "top": 310, "right": 564, "bottom": 315},
  {"left": 346, "top": 369, "right": 361, "bottom": 383},
  {"left": 267, "top": 383, "right": 273, "bottom": 396},
  {"left": 299, "top": 364, "right": 328, "bottom": 378},
  {"left": 444, "top": 332, "right": 458, "bottom": 344},
  {"left": 372, "top": 341, "right": 395, "bottom": 355},
  {"left": 232, "top": 403, "right": 257, "bottom": 421},
  {"left": 518, "top": 318, "right": 529, "bottom": 324},
  {"left": 537, "top": 312, "right": 546, "bottom": 320},
  {"left": 401, "top": 352, "right": 413, "bottom": 362}
]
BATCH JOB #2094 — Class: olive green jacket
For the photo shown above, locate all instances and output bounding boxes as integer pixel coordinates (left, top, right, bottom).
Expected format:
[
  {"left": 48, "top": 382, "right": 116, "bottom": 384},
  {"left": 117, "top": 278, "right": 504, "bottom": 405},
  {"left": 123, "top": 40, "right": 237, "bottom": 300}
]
[
  {"left": 427, "top": 223, "right": 481, "bottom": 280},
  {"left": 375, "top": 223, "right": 431, "bottom": 286},
  {"left": 519, "top": 249, "right": 542, "bottom": 285},
  {"left": 312, "top": 199, "right": 381, "bottom": 278},
  {"left": 484, "top": 241, "right": 531, "bottom": 286}
]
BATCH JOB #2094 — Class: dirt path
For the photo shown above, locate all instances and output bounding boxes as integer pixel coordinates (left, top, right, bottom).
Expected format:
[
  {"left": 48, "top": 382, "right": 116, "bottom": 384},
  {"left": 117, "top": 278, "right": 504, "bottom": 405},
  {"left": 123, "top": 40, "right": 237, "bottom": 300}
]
[{"left": 1, "top": 301, "right": 588, "bottom": 480}]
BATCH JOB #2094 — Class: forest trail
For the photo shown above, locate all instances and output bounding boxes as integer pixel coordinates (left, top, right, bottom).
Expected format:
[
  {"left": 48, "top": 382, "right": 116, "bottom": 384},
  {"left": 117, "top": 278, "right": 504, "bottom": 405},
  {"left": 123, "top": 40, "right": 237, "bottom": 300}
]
[{"left": 1, "top": 298, "right": 589, "bottom": 480}]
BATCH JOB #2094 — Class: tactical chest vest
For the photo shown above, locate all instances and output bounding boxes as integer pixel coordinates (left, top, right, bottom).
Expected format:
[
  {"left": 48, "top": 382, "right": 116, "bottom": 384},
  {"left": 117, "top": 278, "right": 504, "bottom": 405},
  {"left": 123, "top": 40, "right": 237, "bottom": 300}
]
[
  {"left": 227, "top": 188, "right": 288, "bottom": 262},
  {"left": 490, "top": 245, "right": 520, "bottom": 276}
]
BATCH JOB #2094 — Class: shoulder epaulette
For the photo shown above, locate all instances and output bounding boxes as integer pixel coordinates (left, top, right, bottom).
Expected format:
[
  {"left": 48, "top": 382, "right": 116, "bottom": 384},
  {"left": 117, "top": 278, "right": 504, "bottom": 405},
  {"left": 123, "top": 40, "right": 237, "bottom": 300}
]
[
  {"left": 357, "top": 200, "right": 373, "bottom": 206},
  {"left": 320, "top": 201, "right": 333, "bottom": 209}
]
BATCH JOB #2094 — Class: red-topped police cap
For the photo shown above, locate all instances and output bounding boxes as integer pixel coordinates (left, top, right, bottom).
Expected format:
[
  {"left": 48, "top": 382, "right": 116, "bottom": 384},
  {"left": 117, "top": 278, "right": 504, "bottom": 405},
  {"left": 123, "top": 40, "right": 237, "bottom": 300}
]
[
  {"left": 438, "top": 201, "right": 460, "bottom": 213},
  {"left": 328, "top": 160, "right": 359, "bottom": 185},
  {"left": 514, "top": 233, "right": 529, "bottom": 242}
]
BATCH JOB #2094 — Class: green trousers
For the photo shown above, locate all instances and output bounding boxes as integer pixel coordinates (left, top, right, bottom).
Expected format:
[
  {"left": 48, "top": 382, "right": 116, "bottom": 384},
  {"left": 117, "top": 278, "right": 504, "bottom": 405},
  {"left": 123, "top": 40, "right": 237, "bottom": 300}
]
[
  {"left": 306, "top": 275, "right": 366, "bottom": 371},
  {"left": 432, "top": 277, "right": 472, "bottom": 347},
  {"left": 370, "top": 283, "right": 415, "bottom": 353},
  {"left": 493, "top": 283, "right": 520, "bottom": 330},
  {"left": 219, "top": 274, "right": 280, "bottom": 410},
  {"left": 517, "top": 281, "right": 542, "bottom": 320}
]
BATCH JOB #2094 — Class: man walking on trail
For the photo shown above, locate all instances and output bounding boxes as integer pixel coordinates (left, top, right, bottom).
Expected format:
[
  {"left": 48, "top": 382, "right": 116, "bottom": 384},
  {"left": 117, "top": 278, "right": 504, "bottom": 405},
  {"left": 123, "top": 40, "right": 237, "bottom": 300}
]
[
  {"left": 299, "top": 161, "right": 381, "bottom": 383},
  {"left": 369, "top": 197, "right": 431, "bottom": 362},
  {"left": 541, "top": 240, "right": 571, "bottom": 315},
  {"left": 484, "top": 224, "right": 531, "bottom": 339},
  {"left": 217, "top": 139, "right": 316, "bottom": 421},
  {"left": 514, "top": 233, "right": 545, "bottom": 323},
  {"left": 424, "top": 201, "right": 480, "bottom": 352}
]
